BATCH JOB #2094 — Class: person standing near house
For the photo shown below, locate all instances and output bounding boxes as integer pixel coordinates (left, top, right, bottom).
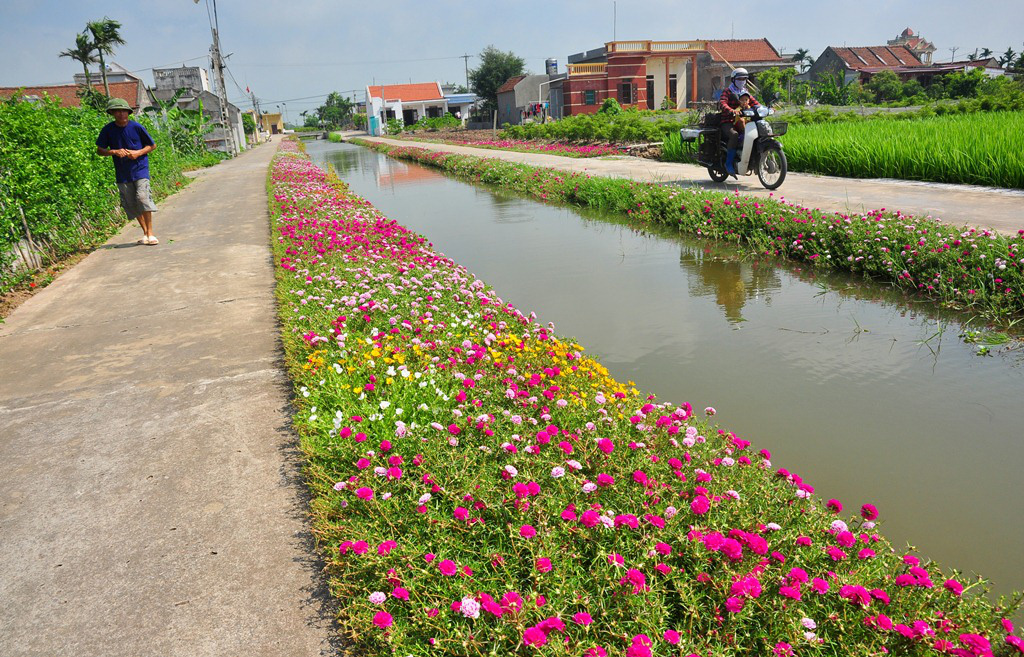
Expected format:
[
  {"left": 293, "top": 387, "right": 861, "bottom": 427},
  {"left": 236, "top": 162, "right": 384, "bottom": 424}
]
[
  {"left": 96, "top": 98, "right": 159, "bottom": 245},
  {"left": 719, "top": 68, "right": 760, "bottom": 176}
]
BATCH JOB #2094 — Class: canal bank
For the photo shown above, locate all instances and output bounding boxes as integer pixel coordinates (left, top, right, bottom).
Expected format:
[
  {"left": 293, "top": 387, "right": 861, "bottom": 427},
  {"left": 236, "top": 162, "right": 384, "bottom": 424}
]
[
  {"left": 308, "top": 139, "right": 1024, "bottom": 608},
  {"left": 0, "top": 138, "right": 337, "bottom": 657},
  {"left": 348, "top": 133, "right": 1024, "bottom": 237}
]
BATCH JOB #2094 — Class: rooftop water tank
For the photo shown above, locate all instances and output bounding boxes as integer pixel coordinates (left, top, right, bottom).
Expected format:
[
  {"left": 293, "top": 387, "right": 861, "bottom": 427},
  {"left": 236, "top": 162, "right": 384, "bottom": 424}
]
[{"left": 545, "top": 58, "right": 558, "bottom": 75}]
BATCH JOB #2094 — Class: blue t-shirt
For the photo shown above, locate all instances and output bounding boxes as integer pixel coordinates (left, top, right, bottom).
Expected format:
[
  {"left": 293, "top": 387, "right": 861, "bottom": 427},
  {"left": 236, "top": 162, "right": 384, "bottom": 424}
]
[{"left": 96, "top": 120, "right": 155, "bottom": 183}]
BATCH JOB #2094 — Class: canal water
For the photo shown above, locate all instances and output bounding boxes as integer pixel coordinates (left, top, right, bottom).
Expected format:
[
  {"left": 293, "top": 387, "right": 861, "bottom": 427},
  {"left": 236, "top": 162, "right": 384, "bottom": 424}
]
[{"left": 306, "top": 141, "right": 1024, "bottom": 601}]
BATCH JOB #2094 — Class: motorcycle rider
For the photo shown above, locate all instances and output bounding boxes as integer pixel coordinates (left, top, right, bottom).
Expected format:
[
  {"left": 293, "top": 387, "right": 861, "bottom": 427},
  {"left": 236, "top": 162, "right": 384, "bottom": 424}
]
[{"left": 719, "top": 68, "right": 760, "bottom": 176}]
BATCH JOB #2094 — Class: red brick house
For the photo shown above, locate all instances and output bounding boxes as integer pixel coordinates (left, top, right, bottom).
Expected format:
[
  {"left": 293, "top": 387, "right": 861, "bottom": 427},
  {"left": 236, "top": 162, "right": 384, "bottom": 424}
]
[
  {"left": 0, "top": 80, "right": 150, "bottom": 110},
  {"left": 561, "top": 39, "right": 790, "bottom": 116}
]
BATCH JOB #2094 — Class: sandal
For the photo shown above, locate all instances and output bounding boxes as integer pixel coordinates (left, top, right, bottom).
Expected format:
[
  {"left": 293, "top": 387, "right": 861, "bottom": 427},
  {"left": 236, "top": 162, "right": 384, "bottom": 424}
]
[
  {"left": 138, "top": 238, "right": 148, "bottom": 245},
  {"left": 146, "top": 236, "right": 159, "bottom": 245}
]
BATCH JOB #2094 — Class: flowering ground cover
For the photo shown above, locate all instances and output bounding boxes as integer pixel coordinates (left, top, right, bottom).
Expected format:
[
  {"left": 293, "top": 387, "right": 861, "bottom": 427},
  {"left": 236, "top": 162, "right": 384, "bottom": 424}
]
[
  {"left": 271, "top": 140, "right": 1023, "bottom": 655},
  {"left": 402, "top": 136, "right": 621, "bottom": 158},
  {"left": 353, "top": 139, "right": 1024, "bottom": 323}
]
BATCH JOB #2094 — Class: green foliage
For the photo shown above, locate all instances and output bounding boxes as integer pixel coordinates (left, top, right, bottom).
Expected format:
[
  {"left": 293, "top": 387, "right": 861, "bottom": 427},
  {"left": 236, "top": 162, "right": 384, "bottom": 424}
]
[
  {"left": 242, "top": 113, "right": 257, "bottom": 136},
  {"left": 753, "top": 67, "right": 796, "bottom": 104},
  {"left": 0, "top": 95, "right": 219, "bottom": 292},
  {"left": 865, "top": 70, "right": 903, "bottom": 103},
  {"left": 943, "top": 68, "right": 985, "bottom": 99},
  {"left": 469, "top": 45, "right": 526, "bottom": 113},
  {"left": 502, "top": 108, "right": 690, "bottom": 144},
  {"left": 316, "top": 92, "right": 354, "bottom": 130},
  {"left": 85, "top": 17, "right": 125, "bottom": 97},
  {"left": 352, "top": 113, "right": 367, "bottom": 129},
  {"left": 599, "top": 98, "right": 622, "bottom": 115},
  {"left": 814, "top": 71, "right": 857, "bottom": 105},
  {"left": 385, "top": 117, "right": 404, "bottom": 136},
  {"left": 142, "top": 92, "right": 214, "bottom": 157},
  {"left": 408, "top": 114, "right": 461, "bottom": 132}
]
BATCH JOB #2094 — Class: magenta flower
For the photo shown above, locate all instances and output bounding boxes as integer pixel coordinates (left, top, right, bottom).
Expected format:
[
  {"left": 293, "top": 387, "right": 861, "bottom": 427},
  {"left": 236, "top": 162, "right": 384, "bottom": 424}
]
[
  {"left": 691, "top": 495, "right": 711, "bottom": 515},
  {"left": 523, "top": 627, "right": 547, "bottom": 646},
  {"left": 519, "top": 524, "right": 537, "bottom": 538},
  {"left": 536, "top": 557, "right": 552, "bottom": 573},
  {"left": 438, "top": 559, "right": 457, "bottom": 576},
  {"left": 664, "top": 630, "right": 680, "bottom": 644},
  {"left": 372, "top": 611, "right": 393, "bottom": 628},
  {"left": 377, "top": 540, "right": 397, "bottom": 555},
  {"left": 861, "top": 503, "right": 879, "bottom": 520},
  {"left": 355, "top": 487, "right": 373, "bottom": 500},
  {"left": 573, "top": 612, "right": 593, "bottom": 625},
  {"left": 944, "top": 579, "right": 964, "bottom": 596}
]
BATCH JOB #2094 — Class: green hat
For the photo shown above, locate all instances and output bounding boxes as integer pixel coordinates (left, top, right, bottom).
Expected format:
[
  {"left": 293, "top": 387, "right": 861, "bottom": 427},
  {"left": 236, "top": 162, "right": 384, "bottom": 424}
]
[{"left": 105, "top": 98, "right": 133, "bottom": 114}]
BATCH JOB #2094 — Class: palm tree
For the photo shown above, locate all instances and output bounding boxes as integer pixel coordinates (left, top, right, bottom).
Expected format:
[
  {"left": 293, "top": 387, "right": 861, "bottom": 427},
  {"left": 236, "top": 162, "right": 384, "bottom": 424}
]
[
  {"left": 792, "top": 48, "right": 811, "bottom": 73},
  {"left": 980, "top": 47, "right": 993, "bottom": 59},
  {"left": 86, "top": 17, "right": 125, "bottom": 97},
  {"left": 999, "top": 47, "right": 1017, "bottom": 67},
  {"left": 59, "top": 32, "right": 98, "bottom": 87}
]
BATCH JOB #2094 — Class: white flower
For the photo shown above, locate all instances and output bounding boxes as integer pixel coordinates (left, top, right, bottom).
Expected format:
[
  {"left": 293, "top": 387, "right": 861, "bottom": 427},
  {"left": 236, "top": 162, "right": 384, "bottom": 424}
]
[
  {"left": 801, "top": 618, "right": 816, "bottom": 630},
  {"left": 582, "top": 482, "right": 598, "bottom": 493},
  {"left": 566, "top": 459, "right": 582, "bottom": 471},
  {"left": 830, "top": 519, "right": 849, "bottom": 533},
  {"left": 369, "top": 592, "right": 386, "bottom": 605},
  {"left": 550, "top": 467, "right": 565, "bottom": 478},
  {"left": 664, "top": 506, "right": 678, "bottom": 518},
  {"left": 418, "top": 493, "right": 432, "bottom": 504},
  {"left": 766, "top": 522, "right": 782, "bottom": 531},
  {"left": 504, "top": 465, "right": 518, "bottom": 477},
  {"left": 460, "top": 596, "right": 481, "bottom": 619}
]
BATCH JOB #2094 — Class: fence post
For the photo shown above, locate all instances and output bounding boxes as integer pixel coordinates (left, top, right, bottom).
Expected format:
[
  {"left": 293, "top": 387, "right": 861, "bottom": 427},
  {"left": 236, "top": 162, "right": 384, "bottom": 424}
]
[
  {"left": 492, "top": 111, "right": 497, "bottom": 138},
  {"left": 18, "top": 206, "right": 43, "bottom": 270}
]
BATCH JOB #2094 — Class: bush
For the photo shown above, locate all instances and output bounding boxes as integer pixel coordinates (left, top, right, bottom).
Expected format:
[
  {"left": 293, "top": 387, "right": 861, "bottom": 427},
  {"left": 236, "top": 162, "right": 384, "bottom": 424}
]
[
  {"left": 599, "top": 98, "right": 622, "bottom": 115},
  {"left": 0, "top": 94, "right": 219, "bottom": 292}
]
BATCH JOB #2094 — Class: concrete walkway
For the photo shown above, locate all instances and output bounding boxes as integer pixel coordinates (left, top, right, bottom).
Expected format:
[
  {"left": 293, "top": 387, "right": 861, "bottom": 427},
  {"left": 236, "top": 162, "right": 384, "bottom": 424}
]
[
  {"left": 0, "top": 139, "right": 336, "bottom": 656},
  {"left": 354, "top": 134, "right": 1024, "bottom": 236}
]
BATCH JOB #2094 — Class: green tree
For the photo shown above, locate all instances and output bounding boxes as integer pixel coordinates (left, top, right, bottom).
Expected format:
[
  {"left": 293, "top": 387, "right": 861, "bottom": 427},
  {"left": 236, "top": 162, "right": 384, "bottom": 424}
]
[
  {"left": 86, "top": 17, "right": 125, "bottom": 97},
  {"left": 999, "top": 47, "right": 1016, "bottom": 67},
  {"left": 242, "top": 113, "right": 256, "bottom": 138},
  {"left": 316, "top": 92, "right": 354, "bottom": 129},
  {"left": 753, "top": 67, "right": 796, "bottom": 103},
  {"left": 791, "top": 48, "right": 814, "bottom": 73},
  {"left": 469, "top": 46, "right": 526, "bottom": 113},
  {"left": 865, "top": 70, "right": 903, "bottom": 103},
  {"left": 980, "top": 47, "right": 993, "bottom": 59},
  {"left": 814, "top": 71, "right": 856, "bottom": 105},
  {"left": 59, "top": 32, "right": 98, "bottom": 87}
]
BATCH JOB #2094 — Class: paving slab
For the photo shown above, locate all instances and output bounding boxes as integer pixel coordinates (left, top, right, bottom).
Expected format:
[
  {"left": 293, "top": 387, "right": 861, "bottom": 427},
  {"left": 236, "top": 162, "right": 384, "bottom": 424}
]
[
  {"left": 353, "top": 133, "right": 1024, "bottom": 236},
  {"left": 0, "top": 138, "right": 338, "bottom": 656}
]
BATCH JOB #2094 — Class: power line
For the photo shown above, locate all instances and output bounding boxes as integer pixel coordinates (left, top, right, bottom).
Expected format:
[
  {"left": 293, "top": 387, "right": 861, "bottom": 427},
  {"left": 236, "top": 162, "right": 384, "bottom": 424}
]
[{"left": 236, "top": 54, "right": 473, "bottom": 68}]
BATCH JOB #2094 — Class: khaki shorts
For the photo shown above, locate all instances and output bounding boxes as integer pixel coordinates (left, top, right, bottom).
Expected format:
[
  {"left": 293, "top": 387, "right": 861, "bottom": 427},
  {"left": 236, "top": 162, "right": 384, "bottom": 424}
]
[{"left": 116, "top": 178, "right": 157, "bottom": 219}]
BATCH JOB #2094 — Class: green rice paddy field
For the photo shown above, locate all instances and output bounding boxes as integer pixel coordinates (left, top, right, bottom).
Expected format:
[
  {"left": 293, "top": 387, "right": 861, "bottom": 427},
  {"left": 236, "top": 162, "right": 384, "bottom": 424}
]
[{"left": 781, "top": 111, "right": 1024, "bottom": 189}]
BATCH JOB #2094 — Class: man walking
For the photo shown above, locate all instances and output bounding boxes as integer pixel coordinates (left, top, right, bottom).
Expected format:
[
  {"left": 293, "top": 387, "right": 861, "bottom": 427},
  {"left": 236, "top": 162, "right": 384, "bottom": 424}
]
[{"left": 96, "top": 98, "right": 159, "bottom": 245}]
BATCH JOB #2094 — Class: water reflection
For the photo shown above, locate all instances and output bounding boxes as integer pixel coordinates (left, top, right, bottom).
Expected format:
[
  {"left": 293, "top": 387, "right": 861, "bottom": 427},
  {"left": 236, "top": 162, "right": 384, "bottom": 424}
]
[{"left": 679, "top": 247, "right": 782, "bottom": 326}]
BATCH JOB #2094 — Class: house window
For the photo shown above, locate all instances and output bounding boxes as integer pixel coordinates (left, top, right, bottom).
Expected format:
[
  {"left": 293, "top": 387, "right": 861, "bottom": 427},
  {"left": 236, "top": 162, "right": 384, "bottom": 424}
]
[
  {"left": 646, "top": 75, "right": 655, "bottom": 110},
  {"left": 584, "top": 89, "right": 597, "bottom": 105},
  {"left": 619, "top": 83, "right": 633, "bottom": 104},
  {"left": 669, "top": 74, "right": 678, "bottom": 103}
]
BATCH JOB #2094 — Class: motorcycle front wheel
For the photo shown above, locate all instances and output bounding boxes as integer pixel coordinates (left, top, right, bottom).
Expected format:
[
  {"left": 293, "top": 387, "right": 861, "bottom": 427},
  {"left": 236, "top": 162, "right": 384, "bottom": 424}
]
[
  {"left": 707, "top": 165, "right": 728, "bottom": 183},
  {"left": 757, "top": 144, "right": 787, "bottom": 190}
]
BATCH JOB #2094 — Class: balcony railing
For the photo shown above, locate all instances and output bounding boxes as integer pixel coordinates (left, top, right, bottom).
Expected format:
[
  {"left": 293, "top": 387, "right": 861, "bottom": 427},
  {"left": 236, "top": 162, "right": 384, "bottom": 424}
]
[
  {"left": 607, "top": 40, "right": 706, "bottom": 53},
  {"left": 567, "top": 63, "right": 608, "bottom": 77}
]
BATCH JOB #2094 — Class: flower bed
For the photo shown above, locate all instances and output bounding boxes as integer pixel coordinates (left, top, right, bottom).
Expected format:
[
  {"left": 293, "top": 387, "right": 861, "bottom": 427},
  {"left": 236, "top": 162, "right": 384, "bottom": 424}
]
[
  {"left": 402, "top": 136, "right": 621, "bottom": 158},
  {"left": 271, "top": 140, "right": 1021, "bottom": 655},
  {"left": 353, "top": 139, "right": 1024, "bottom": 322}
]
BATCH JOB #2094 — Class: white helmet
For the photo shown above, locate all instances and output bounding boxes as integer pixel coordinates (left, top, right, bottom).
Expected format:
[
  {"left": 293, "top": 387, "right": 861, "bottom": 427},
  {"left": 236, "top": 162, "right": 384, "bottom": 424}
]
[{"left": 731, "top": 68, "right": 749, "bottom": 79}]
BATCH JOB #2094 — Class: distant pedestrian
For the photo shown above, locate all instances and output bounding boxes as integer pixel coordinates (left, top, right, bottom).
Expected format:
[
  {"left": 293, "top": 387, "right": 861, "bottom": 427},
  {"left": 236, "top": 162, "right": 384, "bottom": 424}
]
[{"left": 96, "top": 98, "right": 159, "bottom": 245}]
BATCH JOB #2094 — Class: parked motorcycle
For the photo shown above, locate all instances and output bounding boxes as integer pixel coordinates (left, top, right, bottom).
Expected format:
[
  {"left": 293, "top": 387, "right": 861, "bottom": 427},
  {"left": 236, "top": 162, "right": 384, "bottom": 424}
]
[{"left": 680, "top": 95, "right": 788, "bottom": 190}]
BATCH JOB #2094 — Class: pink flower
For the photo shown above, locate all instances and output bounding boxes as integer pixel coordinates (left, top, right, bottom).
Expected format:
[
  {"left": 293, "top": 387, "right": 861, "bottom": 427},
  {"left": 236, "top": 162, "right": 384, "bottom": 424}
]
[
  {"left": 690, "top": 495, "right": 711, "bottom": 515},
  {"left": 598, "top": 438, "right": 615, "bottom": 453},
  {"left": 664, "top": 630, "right": 681, "bottom": 644},
  {"left": 826, "top": 498, "right": 842, "bottom": 513},
  {"left": 523, "top": 626, "right": 547, "bottom": 646},
  {"left": 944, "top": 579, "right": 964, "bottom": 596},
  {"left": 536, "top": 557, "right": 553, "bottom": 573},
  {"left": 573, "top": 612, "right": 593, "bottom": 625},
  {"left": 391, "top": 587, "right": 409, "bottom": 600},
  {"left": 519, "top": 524, "right": 537, "bottom": 538},
  {"left": 620, "top": 568, "right": 648, "bottom": 594},
  {"left": 355, "top": 487, "right": 373, "bottom": 500},
  {"left": 811, "top": 577, "right": 830, "bottom": 594},
  {"left": 726, "top": 596, "right": 745, "bottom": 612},
  {"left": 500, "top": 591, "right": 523, "bottom": 614},
  {"left": 438, "top": 559, "right": 457, "bottom": 576},
  {"left": 861, "top": 503, "right": 879, "bottom": 520},
  {"left": 377, "top": 540, "right": 397, "bottom": 555},
  {"left": 372, "top": 611, "right": 393, "bottom": 628}
]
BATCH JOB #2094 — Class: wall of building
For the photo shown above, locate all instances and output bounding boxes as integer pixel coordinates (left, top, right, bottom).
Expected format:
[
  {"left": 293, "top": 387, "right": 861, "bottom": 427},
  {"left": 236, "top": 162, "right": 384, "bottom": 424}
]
[
  {"left": 808, "top": 49, "right": 858, "bottom": 83},
  {"left": 153, "top": 67, "right": 210, "bottom": 92}
]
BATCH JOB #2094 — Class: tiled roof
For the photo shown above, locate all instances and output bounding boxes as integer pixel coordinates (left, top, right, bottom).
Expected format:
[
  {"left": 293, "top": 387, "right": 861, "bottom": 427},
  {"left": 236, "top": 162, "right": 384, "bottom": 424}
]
[
  {"left": 705, "top": 39, "right": 784, "bottom": 63},
  {"left": 0, "top": 80, "right": 143, "bottom": 109},
  {"left": 831, "top": 46, "right": 922, "bottom": 69},
  {"left": 367, "top": 82, "right": 443, "bottom": 102},
  {"left": 496, "top": 75, "right": 528, "bottom": 94}
]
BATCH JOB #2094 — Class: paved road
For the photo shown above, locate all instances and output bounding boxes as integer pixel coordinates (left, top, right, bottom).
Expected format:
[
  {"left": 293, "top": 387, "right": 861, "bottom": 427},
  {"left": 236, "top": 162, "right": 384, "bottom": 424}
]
[
  {"left": 353, "top": 134, "right": 1024, "bottom": 236},
  {"left": 0, "top": 139, "right": 336, "bottom": 656}
]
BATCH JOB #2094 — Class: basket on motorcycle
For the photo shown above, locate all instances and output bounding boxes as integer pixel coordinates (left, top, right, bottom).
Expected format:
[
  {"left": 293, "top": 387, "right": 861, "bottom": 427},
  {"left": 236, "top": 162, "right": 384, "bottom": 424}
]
[
  {"left": 679, "top": 128, "right": 702, "bottom": 142},
  {"left": 770, "top": 121, "right": 788, "bottom": 136}
]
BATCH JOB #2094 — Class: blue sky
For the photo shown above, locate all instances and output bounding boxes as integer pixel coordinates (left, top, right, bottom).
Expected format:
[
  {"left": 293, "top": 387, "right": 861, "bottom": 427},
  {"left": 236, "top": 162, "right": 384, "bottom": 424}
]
[{"left": 2, "top": 0, "right": 1022, "bottom": 119}]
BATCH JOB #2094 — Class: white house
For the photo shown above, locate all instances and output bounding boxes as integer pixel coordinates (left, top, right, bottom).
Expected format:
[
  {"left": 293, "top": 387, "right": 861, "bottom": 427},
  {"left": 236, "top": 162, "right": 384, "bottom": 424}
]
[{"left": 365, "top": 82, "right": 447, "bottom": 135}]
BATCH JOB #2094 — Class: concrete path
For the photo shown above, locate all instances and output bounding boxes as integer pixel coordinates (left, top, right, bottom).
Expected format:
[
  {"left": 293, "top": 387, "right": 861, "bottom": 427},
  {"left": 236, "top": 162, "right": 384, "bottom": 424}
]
[
  {"left": 354, "top": 134, "right": 1024, "bottom": 236},
  {"left": 0, "top": 139, "right": 337, "bottom": 656}
]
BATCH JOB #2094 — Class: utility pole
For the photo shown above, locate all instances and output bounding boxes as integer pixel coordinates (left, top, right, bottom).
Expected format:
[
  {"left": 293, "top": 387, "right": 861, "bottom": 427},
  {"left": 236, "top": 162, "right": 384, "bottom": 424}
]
[
  {"left": 207, "top": 0, "right": 237, "bottom": 155},
  {"left": 949, "top": 46, "right": 959, "bottom": 62},
  {"left": 461, "top": 54, "right": 471, "bottom": 91}
]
